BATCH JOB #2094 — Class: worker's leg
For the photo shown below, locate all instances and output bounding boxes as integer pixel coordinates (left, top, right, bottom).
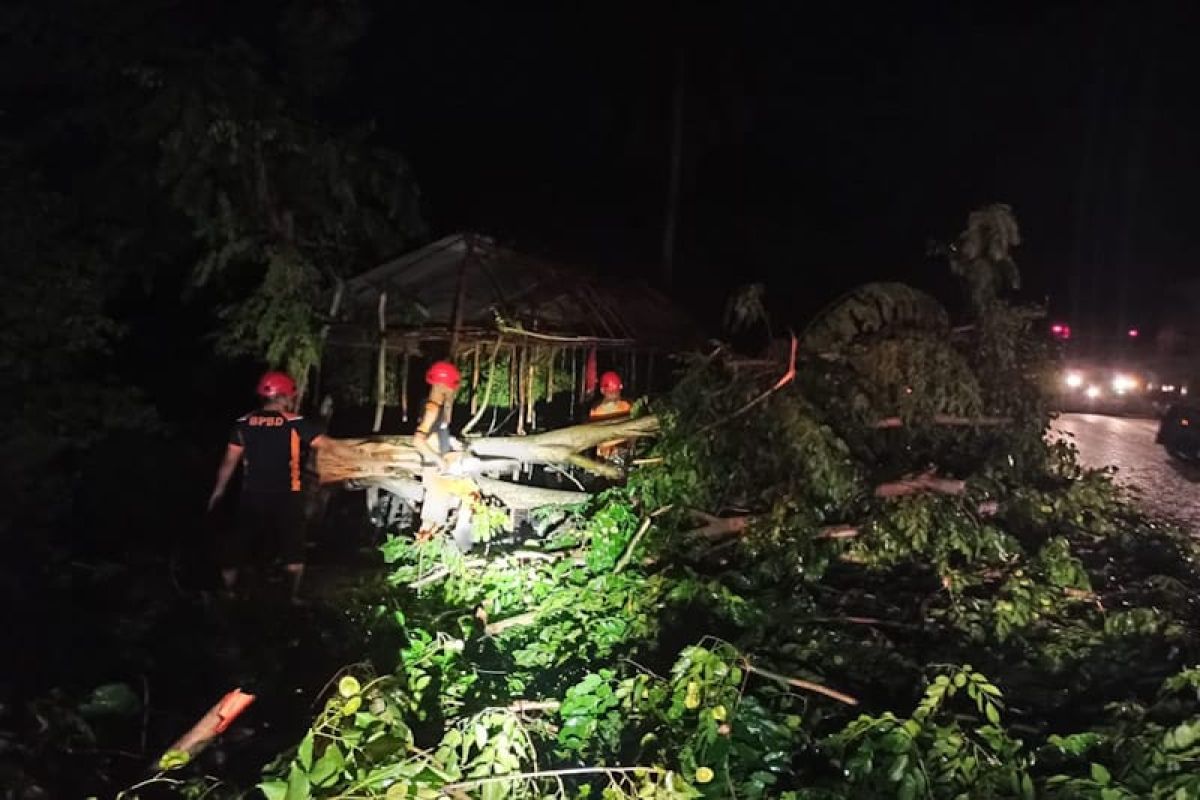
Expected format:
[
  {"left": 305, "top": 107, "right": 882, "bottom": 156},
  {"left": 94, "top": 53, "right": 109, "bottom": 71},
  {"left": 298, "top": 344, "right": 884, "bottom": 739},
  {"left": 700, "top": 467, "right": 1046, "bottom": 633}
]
[
  {"left": 278, "top": 494, "right": 309, "bottom": 604},
  {"left": 221, "top": 498, "right": 257, "bottom": 598}
]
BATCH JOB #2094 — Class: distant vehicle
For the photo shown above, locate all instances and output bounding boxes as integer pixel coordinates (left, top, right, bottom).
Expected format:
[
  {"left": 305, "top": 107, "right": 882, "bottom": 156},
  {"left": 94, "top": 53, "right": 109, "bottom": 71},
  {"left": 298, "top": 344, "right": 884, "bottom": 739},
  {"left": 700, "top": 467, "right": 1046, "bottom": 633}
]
[
  {"left": 1049, "top": 323, "right": 1193, "bottom": 417},
  {"left": 1157, "top": 402, "right": 1200, "bottom": 461},
  {"left": 1056, "top": 363, "right": 1187, "bottom": 416}
]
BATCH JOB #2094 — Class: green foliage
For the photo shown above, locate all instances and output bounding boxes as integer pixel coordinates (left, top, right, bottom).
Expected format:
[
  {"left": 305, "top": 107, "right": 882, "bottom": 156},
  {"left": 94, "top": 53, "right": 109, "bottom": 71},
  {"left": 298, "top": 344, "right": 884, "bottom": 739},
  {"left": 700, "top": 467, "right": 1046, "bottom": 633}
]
[
  {"left": 247, "top": 205, "right": 1200, "bottom": 800},
  {"left": 140, "top": 36, "right": 424, "bottom": 381},
  {"left": 723, "top": 283, "right": 771, "bottom": 336},
  {"left": 801, "top": 282, "right": 949, "bottom": 353},
  {"left": 462, "top": 346, "right": 578, "bottom": 410},
  {"left": 0, "top": 147, "right": 156, "bottom": 527},
  {"left": 945, "top": 203, "right": 1022, "bottom": 315}
]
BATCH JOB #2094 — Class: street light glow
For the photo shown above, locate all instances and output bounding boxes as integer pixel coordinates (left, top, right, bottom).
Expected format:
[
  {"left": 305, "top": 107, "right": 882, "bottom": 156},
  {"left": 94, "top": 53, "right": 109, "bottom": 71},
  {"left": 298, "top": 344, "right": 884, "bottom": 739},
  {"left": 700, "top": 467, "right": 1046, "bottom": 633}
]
[
  {"left": 1085, "top": 385, "right": 1102, "bottom": 399},
  {"left": 1064, "top": 371, "right": 1084, "bottom": 389}
]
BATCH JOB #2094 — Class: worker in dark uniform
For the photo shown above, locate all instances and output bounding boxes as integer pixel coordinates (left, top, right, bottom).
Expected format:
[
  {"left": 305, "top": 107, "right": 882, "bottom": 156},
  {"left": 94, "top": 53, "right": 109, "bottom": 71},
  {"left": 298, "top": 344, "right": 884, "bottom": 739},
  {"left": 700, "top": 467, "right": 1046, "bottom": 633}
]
[{"left": 207, "top": 371, "right": 331, "bottom": 604}]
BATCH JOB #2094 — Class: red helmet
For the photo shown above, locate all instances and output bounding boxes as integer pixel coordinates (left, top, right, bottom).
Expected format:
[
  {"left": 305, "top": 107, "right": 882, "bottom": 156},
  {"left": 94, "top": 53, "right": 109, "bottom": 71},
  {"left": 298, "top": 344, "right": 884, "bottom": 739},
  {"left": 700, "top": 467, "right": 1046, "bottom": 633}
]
[
  {"left": 257, "top": 371, "right": 297, "bottom": 399},
  {"left": 600, "top": 371, "right": 622, "bottom": 394},
  {"left": 426, "top": 360, "right": 461, "bottom": 389}
]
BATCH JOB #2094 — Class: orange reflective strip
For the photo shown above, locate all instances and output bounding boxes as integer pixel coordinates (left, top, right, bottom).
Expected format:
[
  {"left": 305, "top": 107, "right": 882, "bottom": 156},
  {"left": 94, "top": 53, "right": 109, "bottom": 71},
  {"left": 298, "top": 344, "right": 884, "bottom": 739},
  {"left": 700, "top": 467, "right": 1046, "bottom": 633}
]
[{"left": 290, "top": 429, "right": 301, "bottom": 491}]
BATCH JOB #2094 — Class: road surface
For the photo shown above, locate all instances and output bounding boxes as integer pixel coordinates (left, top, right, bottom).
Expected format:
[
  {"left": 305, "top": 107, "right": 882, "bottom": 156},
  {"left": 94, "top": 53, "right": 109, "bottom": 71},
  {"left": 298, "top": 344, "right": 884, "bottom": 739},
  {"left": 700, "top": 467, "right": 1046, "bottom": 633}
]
[{"left": 1052, "top": 413, "right": 1200, "bottom": 533}]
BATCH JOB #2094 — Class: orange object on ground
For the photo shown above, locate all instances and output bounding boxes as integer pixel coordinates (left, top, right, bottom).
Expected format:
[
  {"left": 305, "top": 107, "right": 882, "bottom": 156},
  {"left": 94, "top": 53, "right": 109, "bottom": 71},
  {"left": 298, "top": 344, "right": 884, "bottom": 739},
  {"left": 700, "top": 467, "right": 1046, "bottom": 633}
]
[{"left": 166, "top": 688, "right": 257, "bottom": 757}]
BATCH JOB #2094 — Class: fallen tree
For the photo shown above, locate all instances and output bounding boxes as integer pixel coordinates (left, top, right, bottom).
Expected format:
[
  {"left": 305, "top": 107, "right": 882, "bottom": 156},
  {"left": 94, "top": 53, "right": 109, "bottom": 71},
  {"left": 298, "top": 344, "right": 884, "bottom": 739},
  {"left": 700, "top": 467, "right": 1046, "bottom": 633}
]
[{"left": 317, "top": 415, "right": 660, "bottom": 486}]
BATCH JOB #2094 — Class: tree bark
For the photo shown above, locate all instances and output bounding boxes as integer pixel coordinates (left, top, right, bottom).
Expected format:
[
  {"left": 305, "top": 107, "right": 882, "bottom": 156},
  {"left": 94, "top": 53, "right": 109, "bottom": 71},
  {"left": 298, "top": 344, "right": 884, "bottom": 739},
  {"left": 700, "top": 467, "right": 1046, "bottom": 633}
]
[
  {"left": 873, "top": 414, "right": 1012, "bottom": 429},
  {"left": 318, "top": 416, "right": 660, "bottom": 485},
  {"left": 349, "top": 476, "right": 589, "bottom": 512}
]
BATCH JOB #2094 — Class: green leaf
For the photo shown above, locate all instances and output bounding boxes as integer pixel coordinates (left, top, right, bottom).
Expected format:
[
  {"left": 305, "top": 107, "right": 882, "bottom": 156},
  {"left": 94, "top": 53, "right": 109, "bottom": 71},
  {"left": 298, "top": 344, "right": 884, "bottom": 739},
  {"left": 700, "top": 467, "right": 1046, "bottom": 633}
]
[
  {"left": 79, "top": 682, "right": 142, "bottom": 718},
  {"left": 889, "top": 754, "right": 909, "bottom": 782},
  {"left": 1090, "top": 763, "right": 1112, "bottom": 786},
  {"left": 985, "top": 703, "right": 1001, "bottom": 725},
  {"left": 158, "top": 749, "right": 191, "bottom": 771},
  {"left": 259, "top": 781, "right": 288, "bottom": 800},
  {"left": 297, "top": 732, "right": 314, "bottom": 772},
  {"left": 285, "top": 763, "right": 312, "bottom": 800},
  {"left": 309, "top": 744, "right": 345, "bottom": 787},
  {"left": 338, "top": 676, "right": 362, "bottom": 698}
]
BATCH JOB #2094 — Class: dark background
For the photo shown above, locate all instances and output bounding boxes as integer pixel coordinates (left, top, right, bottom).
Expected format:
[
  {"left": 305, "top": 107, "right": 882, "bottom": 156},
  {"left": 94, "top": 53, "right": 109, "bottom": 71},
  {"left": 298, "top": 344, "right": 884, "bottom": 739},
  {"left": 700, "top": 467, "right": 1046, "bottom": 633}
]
[
  {"left": 2, "top": 4, "right": 1198, "bottom": 795},
  {"left": 355, "top": 2, "right": 1196, "bottom": 335}
]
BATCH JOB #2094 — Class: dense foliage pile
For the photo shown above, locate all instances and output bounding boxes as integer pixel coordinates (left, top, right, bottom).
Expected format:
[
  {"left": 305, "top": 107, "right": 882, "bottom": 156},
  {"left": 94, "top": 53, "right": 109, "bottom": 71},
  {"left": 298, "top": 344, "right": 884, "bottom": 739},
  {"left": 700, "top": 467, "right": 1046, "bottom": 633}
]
[{"left": 138, "top": 209, "right": 1200, "bottom": 798}]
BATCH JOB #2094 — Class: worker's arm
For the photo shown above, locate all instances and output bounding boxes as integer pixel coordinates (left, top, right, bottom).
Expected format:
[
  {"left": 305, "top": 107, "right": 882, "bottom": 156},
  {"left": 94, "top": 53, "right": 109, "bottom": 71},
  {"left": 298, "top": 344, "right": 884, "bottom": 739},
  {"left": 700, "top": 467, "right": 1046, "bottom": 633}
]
[
  {"left": 208, "top": 443, "right": 244, "bottom": 511},
  {"left": 412, "top": 401, "right": 447, "bottom": 470}
]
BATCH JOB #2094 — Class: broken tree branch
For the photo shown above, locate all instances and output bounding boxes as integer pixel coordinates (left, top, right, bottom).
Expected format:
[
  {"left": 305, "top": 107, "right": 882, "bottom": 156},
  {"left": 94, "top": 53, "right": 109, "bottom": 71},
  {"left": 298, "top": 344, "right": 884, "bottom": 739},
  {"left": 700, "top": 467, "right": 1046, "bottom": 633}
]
[
  {"left": 741, "top": 659, "right": 858, "bottom": 706},
  {"left": 507, "top": 699, "right": 561, "bottom": 714},
  {"left": 319, "top": 416, "right": 660, "bottom": 485},
  {"left": 874, "top": 471, "right": 966, "bottom": 498},
  {"left": 874, "top": 414, "right": 1012, "bottom": 429},
  {"left": 485, "top": 611, "right": 538, "bottom": 636},
  {"left": 614, "top": 516, "right": 654, "bottom": 574},
  {"left": 409, "top": 559, "right": 488, "bottom": 589},
  {"left": 698, "top": 333, "right": 798, "bottom": 435}
]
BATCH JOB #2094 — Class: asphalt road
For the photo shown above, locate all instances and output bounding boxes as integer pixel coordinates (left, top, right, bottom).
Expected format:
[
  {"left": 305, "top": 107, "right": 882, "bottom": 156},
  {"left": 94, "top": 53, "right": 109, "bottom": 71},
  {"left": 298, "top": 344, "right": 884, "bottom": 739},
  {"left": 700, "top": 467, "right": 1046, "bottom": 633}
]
[{"left": 1052, "top": 413, "right": 1200, "bottom": 533}]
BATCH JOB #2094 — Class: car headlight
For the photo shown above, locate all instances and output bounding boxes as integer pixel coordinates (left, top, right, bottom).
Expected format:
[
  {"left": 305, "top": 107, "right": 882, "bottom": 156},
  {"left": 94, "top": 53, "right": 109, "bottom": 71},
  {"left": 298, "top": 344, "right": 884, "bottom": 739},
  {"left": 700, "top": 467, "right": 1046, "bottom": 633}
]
[
  {"left": 1064, "top": 371, "right": 1084, "bottom": 389},
  {"left": 1111, "top": 374, "right": 1138, "bottom": 394}
]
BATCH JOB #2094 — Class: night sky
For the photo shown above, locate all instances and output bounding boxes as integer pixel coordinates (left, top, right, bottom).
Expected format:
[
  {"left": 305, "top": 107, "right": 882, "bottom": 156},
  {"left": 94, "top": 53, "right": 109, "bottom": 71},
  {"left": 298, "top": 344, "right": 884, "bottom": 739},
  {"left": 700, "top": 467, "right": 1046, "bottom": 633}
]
[
  {"left": 352, "top": 2, "right": 1197, "bottom": 334},
  {"left": 8, "top": 1, "right": 1197, "bottom": 336}
]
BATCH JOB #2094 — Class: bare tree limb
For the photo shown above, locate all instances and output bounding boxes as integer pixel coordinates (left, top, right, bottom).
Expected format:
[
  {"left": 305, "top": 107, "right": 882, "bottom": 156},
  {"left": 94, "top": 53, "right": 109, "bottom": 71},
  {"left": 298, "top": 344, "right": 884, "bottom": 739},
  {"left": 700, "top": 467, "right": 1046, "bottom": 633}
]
[
  {"left": 741, "top": 659, "right": 858, "bottom": 706},
  {"left": 485, "top": 611, "right": 538, "bottom": 636},
  {"left": 698, "top": 333, "right": 798, "bottom": 435},
  {"left": 874, "top": 414, "right": 1012, "bottom": 429},
  {"left": 614, "top": 516, "right": 654, "bottom": 574}
]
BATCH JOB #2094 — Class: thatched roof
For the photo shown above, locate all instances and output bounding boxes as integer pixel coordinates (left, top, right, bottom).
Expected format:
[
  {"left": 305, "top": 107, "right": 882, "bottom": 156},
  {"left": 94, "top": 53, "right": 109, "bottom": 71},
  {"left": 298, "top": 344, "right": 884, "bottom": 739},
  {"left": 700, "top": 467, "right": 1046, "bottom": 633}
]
[{"left": 333, "top": 233, "right": 699, "bottom": 351}]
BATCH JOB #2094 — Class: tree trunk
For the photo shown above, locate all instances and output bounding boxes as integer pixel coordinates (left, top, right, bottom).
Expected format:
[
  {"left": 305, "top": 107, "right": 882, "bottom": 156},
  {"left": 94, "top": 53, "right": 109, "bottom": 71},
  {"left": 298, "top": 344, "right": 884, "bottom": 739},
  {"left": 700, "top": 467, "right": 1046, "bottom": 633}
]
[
  {"left": 317, "top": 415, "right": 660, "bottom": 485},
  {"left": 349, "top": 476, "right": 588, "bottom": 512}
]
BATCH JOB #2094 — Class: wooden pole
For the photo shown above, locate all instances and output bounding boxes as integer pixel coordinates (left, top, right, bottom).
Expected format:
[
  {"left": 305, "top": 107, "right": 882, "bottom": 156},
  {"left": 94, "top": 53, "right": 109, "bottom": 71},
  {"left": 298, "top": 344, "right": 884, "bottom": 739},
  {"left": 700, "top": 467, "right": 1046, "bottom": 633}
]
[
  {"left": 471, "top": 345, "right": 482, "bottom": 414},
  {"left": 509, "top": 346, "right": 517, "bottom": 410},
  {"left": 569, "top": 348, "right": 577, "bottom": 416},
  {"left": 400, "top": 353, "right": 410, "bottom": 423},
  {"left": 516, "top": 346, "right": 527, "bottom": 435},
  {"left": 372, "top": 291, "right": 388, "bottom": 433},
  {"left": 528, "top": 347, "right": 537, "bottom": 430},
  {"left": 301, "top": 279, "right": 344, "bottom": 411}
]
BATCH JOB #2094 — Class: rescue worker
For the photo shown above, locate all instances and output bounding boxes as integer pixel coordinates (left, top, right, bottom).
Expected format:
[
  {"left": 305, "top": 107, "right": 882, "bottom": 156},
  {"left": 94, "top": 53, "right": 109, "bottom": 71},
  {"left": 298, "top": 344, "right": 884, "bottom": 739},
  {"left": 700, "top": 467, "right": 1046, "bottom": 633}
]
[
  {"left": 207, "top": 371, "right": 331, "bottom": 604},
  {"left": 412, "top": 360, "right": 462, "bottom": 471},
  {"left": 589, "top": 371, "right": 633, "bottom": 462},
  {"left": 412, "top": 361, "right": 474, "bottom": 548}
]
